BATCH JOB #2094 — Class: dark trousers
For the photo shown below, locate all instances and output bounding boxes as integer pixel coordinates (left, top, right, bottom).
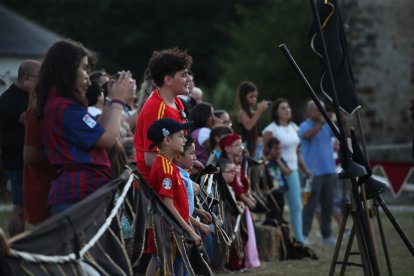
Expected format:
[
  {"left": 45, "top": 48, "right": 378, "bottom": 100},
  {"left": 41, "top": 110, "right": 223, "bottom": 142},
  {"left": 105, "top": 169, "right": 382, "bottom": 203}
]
[{"left": 302, "top": 173, "right": 336, "bottom": 238}]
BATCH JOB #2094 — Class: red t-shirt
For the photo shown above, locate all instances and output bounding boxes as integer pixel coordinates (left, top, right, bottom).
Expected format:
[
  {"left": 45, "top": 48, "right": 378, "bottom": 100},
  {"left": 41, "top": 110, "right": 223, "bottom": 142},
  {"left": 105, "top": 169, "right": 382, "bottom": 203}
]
[
  {"left": 147, "top": 154, "right": 189, "bottom": 255},
  {"left": 134, "top": 89, "right": 185, "bottom": 182},
  {"left": 149, "top": 154, "right": 189, "bottom": 223},
  {"left": 23, "top": 107, "right": 56, "bottom": 224}
]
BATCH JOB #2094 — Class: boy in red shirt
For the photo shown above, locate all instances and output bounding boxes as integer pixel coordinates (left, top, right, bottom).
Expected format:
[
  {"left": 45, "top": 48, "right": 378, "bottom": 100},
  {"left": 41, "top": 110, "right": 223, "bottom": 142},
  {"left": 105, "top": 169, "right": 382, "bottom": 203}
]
[
  {"left": 134, "top": 48, "right": 193, "bottom": 183},
  {"left": 146, "top": 118, "right": 201, "bottom": 275}
]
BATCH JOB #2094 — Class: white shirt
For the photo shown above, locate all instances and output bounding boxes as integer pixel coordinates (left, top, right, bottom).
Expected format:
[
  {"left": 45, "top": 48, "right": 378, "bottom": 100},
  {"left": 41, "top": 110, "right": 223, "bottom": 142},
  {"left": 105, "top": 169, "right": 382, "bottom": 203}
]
[
  {"left": 262, "top": 122, "right": 300, "bottom": 170},
  {"left": 87, "top": 106, "right": 102, "bottom": 117}
]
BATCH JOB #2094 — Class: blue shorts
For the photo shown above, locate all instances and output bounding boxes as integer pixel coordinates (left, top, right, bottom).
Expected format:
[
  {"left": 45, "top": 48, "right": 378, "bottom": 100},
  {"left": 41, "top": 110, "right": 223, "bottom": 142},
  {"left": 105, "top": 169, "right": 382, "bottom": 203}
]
[{"left": 5, "top": 170, "right": 23, "bottom": 206}]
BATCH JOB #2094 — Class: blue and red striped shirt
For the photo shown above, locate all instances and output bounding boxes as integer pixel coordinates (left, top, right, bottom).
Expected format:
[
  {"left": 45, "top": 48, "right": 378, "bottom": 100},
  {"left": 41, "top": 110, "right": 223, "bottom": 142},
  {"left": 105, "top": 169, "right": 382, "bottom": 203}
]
[{"left": 42, "top": 90, "right": 111, "bottom": 206}]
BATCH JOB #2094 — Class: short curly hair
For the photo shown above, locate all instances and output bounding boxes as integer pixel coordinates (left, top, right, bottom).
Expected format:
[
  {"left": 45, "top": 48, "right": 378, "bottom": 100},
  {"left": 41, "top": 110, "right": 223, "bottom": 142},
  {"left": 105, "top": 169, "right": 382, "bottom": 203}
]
[{"left": 149, "top": 47, "right": 193, "bottom": 87}]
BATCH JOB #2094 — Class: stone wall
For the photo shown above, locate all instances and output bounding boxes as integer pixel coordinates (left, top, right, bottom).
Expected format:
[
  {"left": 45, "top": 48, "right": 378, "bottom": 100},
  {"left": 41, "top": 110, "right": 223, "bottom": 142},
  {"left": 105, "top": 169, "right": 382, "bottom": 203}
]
[{"left": 341, "top": 0, "right": 414, "bottom": 161}]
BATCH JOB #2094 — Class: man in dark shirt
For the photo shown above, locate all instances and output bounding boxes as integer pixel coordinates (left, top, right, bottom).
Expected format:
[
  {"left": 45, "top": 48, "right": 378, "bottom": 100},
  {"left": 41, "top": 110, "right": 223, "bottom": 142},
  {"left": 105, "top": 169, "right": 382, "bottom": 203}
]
[{"left": 0, "top": 60, "right": 40, "bottom": 236}]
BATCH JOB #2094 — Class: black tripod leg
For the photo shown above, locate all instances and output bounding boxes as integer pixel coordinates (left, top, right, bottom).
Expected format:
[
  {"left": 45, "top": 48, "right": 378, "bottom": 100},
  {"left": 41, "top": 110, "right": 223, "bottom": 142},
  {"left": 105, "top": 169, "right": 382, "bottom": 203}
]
[
  {"left": 350, "top": 189, "right": 376, "bottom": 276},
  {"left": 329, "top": 204, "right": 351, "bottom": 276},
  {"left": 373, "top": 200, "right": 393, "bottom": 276},
  {"left": 376, "top": 195, "right": 414, "bottom": 256},
  {"left": 350, "top": 178, "right": 381, "bottom": 275},
  {"left": 340, "top": 225, "right": 356, "bottom": 276}
]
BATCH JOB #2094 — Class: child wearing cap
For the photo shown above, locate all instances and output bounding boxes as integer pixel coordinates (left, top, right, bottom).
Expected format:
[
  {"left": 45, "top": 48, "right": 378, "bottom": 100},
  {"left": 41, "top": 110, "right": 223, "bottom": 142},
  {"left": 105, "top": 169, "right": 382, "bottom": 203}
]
[
  {"left": 173, "top": 135, "right": 212, "bottom": 236},
  {"left": 146, "top": 118, "right": 201, "bottom": 275}
]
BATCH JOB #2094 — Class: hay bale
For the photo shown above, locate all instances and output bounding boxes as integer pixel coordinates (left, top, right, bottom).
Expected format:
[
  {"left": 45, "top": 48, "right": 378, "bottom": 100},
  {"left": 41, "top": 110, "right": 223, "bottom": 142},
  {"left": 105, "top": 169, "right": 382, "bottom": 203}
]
[{"left": 255, "top": 224, "right": 283, "bottom": 261}]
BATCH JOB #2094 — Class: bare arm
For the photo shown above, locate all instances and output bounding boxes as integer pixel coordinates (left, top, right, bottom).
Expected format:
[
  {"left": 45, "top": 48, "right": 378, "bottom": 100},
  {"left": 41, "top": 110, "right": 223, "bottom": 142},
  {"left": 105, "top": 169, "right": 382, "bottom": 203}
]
[
  {"left": 95, "top": 104, "right": 124, "bottom": 149},
  {"left": 192, "top": 182, "right": 200, "bottom": 196},
  {"left": 236, "top": 201, "right": 246, "bottom": 214},
  {"left": 240, "top": 193, "right": 256, "bottom": 209},
  {"left": 238, "top": 101, "right": 268, "bottom": 131},
  {"left": 95, "top": 71, "right": 132, "bottom": 149},
  {"left": 189, "top": 216, "right": 210, "bottom": 236},
  {"left": 297, "top": 147, "right": 312, "bottom": 178},
  {"left": 277, "top": 158, "right": 292, "bottom": 175},
  {"left": 302, "top": 121, "right": 324, "bottom": 139},
  {"left": 262, "top": 131, "right": 274, "bottom": 156},
  {"left": 162, "top": 197, "right": 202, "bottom": 246},
  {"left": 247, "top": 191, "right": 257, "bottom": 204},
  {"left": 193, "top": 207, "right": 212, "bottom": 224}
]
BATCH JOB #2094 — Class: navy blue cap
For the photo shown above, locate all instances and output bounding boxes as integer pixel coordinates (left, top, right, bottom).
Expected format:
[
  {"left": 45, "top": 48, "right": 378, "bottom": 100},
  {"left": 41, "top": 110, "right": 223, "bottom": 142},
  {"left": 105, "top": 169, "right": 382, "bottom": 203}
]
[{"left": 147, "top": 118, "right": 193, "bottom": 149}]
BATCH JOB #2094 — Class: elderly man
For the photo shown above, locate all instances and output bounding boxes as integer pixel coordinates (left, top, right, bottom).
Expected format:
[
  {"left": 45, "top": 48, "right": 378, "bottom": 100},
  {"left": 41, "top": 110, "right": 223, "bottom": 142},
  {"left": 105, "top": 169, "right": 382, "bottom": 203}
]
[
  {"left": 0, "top": 60, "right": 40, "bottom": 236},
  {"left": 299, "top": 100, "right": 337, "bottom": 245}
]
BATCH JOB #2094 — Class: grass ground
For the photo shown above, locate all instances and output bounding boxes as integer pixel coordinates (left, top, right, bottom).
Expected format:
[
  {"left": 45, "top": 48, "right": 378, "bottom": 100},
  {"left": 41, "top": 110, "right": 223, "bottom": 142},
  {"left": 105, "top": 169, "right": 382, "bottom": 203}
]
[
  {"left": 1, "top": 202, "right": 413, "bottom": 275},
  {"left": 222, "top": 211, "right": 414, "bottom": 276}
]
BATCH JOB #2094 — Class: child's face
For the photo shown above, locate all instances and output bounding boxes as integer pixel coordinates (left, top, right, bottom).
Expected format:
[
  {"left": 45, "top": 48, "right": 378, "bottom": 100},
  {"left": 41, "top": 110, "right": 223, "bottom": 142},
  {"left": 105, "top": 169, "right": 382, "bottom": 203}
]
[
  {"left": 226, "top": 139, "right": 243, "bottom": 157},
  {"left": 246, "top": 90, "right": 258, "bottom": 107},
  {"left": 170, "top": 69, "right": 191, "bottom": 95},
  {"left": 222, "top": 163, "right": 236, "bottom": 183},
  {"left": 269, "top": 144, "right": 282, "bottom": 159},
  {"left": 219, "top": 112, "right": 232, "bottom": 128},
  {"left": 168, "top": 130, "right": 186, "bottom": 153},
  {"left": 180, "top": 143, "right": 196, "bottom": 170}
]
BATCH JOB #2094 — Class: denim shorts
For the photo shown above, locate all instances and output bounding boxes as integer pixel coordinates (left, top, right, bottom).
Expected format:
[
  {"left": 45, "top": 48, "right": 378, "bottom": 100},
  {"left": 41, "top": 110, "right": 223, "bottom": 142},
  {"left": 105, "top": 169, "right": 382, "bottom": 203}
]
[{"left": 5, "top": 170, "right": 23, "bottom": 206}]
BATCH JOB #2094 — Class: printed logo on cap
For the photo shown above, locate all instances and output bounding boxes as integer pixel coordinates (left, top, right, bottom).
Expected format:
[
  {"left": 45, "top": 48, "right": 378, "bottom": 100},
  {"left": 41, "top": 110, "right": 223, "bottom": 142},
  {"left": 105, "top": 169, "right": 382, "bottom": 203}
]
[{"left": 162, "top": 128, "right": 170, "bottom": 137}]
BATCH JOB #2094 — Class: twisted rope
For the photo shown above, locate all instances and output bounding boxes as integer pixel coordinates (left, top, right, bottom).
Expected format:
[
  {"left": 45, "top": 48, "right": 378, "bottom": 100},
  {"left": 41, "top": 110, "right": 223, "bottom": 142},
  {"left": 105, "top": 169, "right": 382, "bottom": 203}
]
[{"left": 8, "top": 173, "right": 135, "bottom": 263}]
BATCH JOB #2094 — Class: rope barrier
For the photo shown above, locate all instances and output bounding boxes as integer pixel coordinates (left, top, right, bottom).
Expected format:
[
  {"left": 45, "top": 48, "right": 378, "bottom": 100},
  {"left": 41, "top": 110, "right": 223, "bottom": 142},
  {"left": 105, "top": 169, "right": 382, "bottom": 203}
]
[{"left": 9, "top": 173, "right": 135, "bottom": 264}]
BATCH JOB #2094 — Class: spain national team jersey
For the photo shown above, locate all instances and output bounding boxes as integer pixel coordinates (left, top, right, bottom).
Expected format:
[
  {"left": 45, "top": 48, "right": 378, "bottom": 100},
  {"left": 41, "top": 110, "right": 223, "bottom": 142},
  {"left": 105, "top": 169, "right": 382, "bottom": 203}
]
[
  {"left": 42, "top": 90, "right": 111, "bottom": 206},
  {"left": 134, "top": 89, "right": 186, "bottom": 182},
  {"left": 149, "top": 154, "right": 189, "bottom": 223}
]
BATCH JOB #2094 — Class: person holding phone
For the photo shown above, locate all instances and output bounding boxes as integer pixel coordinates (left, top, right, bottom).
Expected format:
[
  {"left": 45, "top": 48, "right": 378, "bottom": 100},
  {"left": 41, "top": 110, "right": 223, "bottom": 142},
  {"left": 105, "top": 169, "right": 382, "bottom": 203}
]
[{"left": 36, "top": 39, "right": 131, "bottom": 215}]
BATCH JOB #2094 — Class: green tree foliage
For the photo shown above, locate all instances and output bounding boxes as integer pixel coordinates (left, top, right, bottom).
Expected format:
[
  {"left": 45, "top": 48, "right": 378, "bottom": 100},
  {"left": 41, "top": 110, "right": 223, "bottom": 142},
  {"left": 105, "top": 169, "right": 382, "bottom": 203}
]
[
  {"left": 215, "top": 0, "right": 321, "bottom": 122},
  {"left": 2, "top": 0, "right": 321, "bottom": 121},
  {"left": 2, "top": 0, "right": 261, "bottom": 87}
]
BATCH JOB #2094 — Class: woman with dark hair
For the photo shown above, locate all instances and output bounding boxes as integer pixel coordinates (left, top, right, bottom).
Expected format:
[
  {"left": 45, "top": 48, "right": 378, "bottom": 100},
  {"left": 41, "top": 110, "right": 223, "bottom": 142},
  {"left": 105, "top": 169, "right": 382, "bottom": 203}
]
[
  {"left": 89, "top": 69, "right": 109, "bottom": 88},
  {"left": 237, "top": 81, "right": 269, "bottom": 160},
  {"left": 214, "top": 109, "right": 232, "bottom": 128},
  {"left": 190, "top": 102, "right": 216, "bottom": 165},
  {"left": 36, "top": 39, "right": 131, "bottom": 215},
  {"left": 262, "top": 98, "right": 311, "bottom": 243}
]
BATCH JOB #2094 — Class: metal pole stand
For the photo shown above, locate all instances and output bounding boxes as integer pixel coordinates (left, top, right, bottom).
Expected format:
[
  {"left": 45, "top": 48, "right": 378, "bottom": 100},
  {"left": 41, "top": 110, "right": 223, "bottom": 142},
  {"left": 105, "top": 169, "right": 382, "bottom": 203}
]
[{"left": 329, "top": 194, "right": 383, "bottom": 276}]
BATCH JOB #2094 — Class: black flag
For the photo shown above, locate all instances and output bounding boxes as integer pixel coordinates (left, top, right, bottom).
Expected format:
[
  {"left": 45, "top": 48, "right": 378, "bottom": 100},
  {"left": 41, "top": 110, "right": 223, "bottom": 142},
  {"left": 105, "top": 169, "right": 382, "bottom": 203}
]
[{"left": 309, "top": 0, "right": 361, "bottom": 115}]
